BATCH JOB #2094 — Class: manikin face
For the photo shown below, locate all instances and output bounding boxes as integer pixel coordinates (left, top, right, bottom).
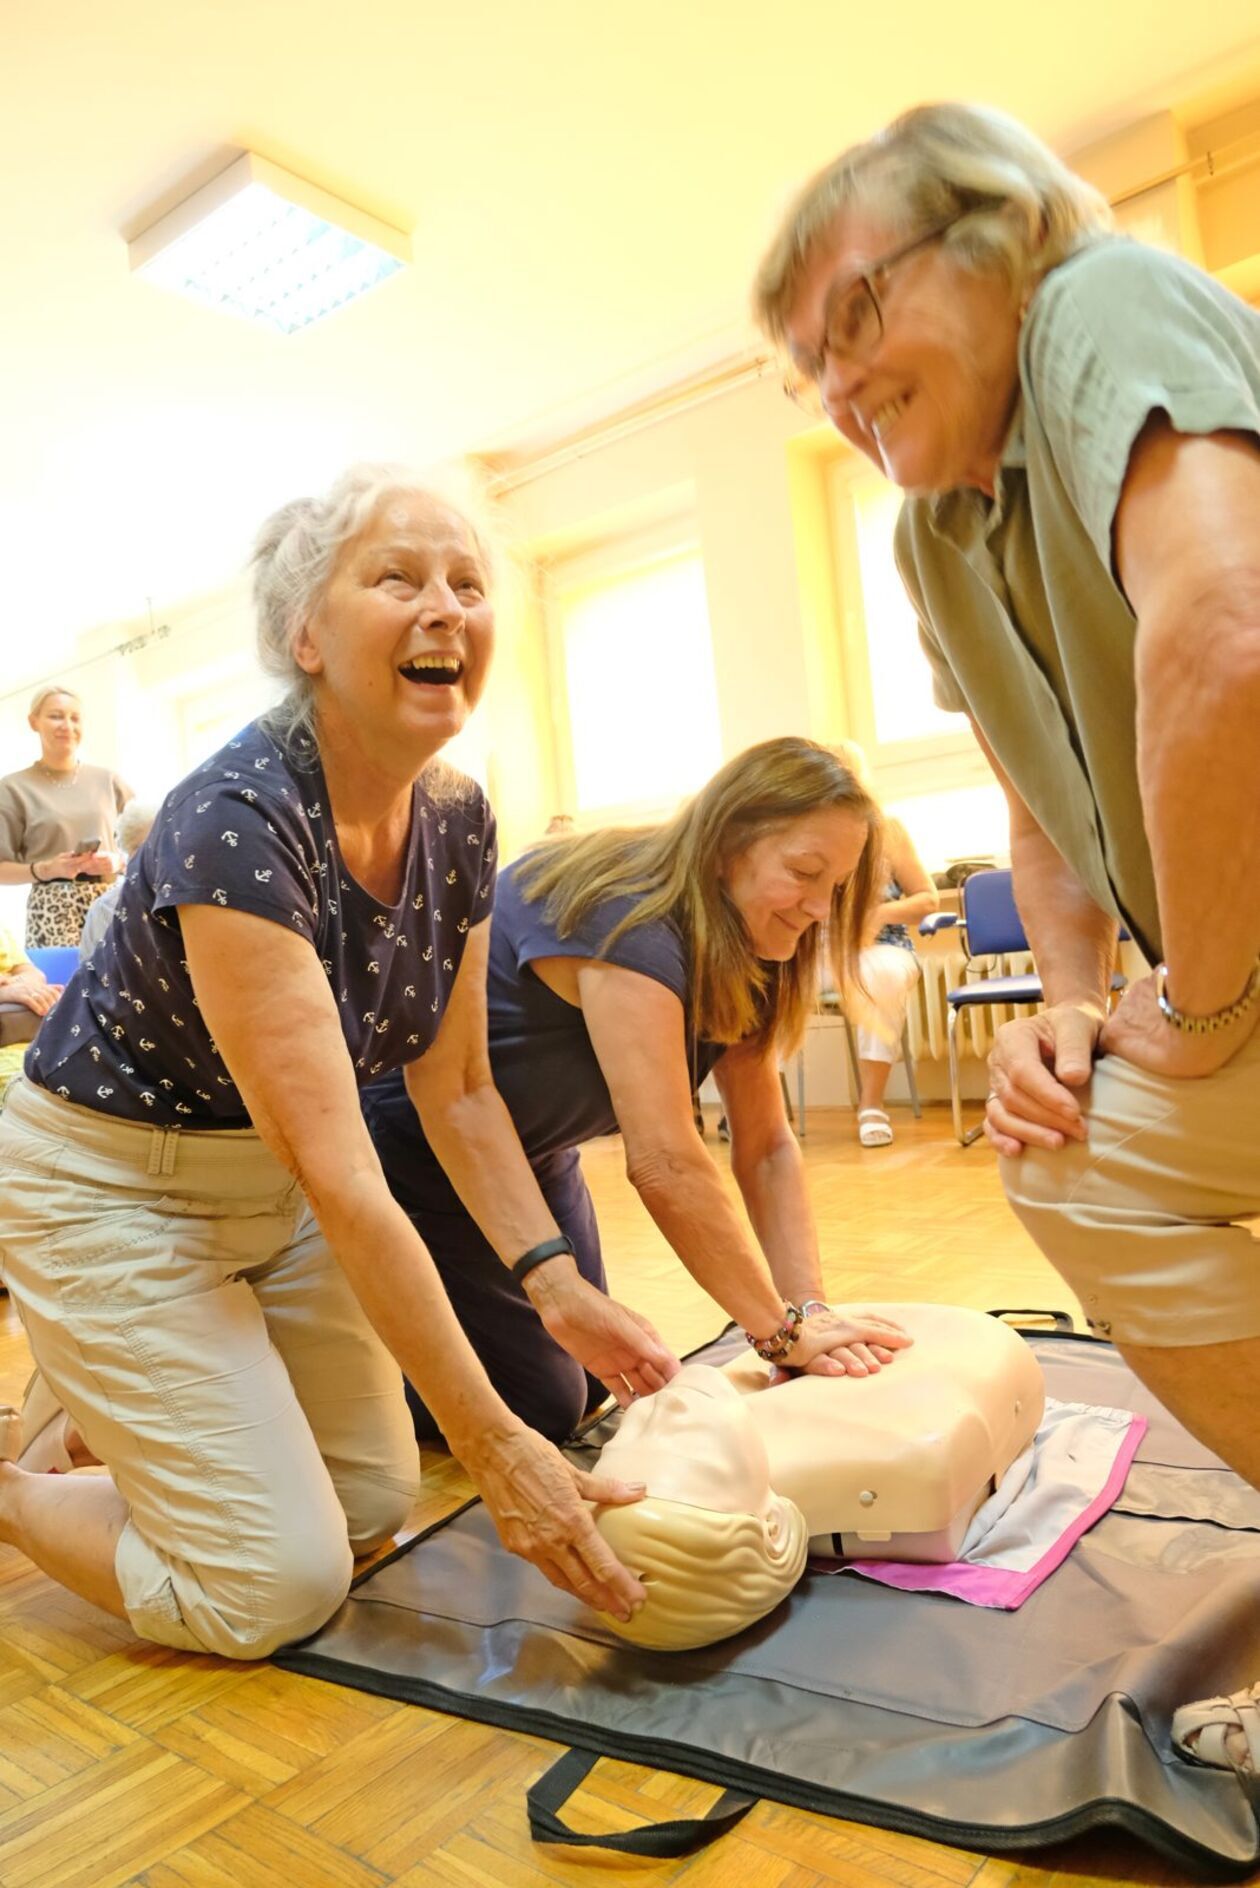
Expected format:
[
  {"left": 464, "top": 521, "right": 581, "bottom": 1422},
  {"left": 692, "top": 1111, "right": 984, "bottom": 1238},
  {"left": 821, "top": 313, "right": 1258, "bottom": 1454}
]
[
  {"left": 783, "top": 208, "right": 1023, "bottom": 497},
  {"left": 594, "top": 1364, "right": 809, "bottom": 1650},
  {"left": 721, "top": 804, "right": 868, "bottom": 962},
  {"left": 29, "top": 692, "right": 83, "bottom": 768},
  {"left": 295, "top": 492, "right": 494, "bottom": 767},
  {"left": 599, "top": 1364, "right": 777, "bottom": 1518}
]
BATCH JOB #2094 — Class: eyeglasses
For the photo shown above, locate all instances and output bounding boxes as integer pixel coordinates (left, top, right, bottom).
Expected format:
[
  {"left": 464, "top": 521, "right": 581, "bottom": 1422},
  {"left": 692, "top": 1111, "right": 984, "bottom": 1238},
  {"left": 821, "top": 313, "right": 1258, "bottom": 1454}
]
[{"left": 782, "top": 214, "right": 967, "bottom": 410}]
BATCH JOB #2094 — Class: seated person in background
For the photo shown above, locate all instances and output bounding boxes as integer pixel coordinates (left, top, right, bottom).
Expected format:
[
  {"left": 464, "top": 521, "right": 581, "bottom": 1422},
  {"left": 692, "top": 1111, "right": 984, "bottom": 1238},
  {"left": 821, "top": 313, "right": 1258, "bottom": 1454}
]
[
  {"left": 78, "top": 801, "right": 158, "bottom": 960},
  {"left": 363, "top": 737, "right": 912, "bottom": 1445},
  {"left": 833, "top": 743, "right": 938, "bottom": 1148},
  {"left": 0, "top": 926, "right": 59, "bottom": 1105}
]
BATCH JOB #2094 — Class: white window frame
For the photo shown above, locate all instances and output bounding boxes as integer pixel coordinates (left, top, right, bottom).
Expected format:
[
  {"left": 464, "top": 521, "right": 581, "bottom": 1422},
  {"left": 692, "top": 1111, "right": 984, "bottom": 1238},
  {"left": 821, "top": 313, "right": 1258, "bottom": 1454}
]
[{"left": 828, "top": 454, "right": 993, "bottom": 803}]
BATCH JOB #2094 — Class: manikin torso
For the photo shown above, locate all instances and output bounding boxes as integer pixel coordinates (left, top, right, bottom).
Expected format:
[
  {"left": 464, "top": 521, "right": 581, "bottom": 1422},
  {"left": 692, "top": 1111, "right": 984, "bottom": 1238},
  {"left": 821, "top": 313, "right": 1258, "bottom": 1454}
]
[{"left": 600, "top": 1304, "right": 1045, "bottom": 1562}]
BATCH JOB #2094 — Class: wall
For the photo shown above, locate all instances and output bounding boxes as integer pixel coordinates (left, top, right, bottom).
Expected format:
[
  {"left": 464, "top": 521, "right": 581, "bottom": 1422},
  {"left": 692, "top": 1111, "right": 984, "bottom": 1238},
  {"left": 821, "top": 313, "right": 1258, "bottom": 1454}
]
[{"left": 503, "top": 371, "right": 843, "bottom": 769}]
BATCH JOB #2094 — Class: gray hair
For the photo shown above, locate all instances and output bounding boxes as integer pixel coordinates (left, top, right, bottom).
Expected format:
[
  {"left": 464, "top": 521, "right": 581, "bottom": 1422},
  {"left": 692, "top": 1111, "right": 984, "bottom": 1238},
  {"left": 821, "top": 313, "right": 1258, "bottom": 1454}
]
[
  {"left": 754, "top": 101, "right": 1113, "bottom": 344},
  {"left": 252, "top": 464, "right": 497, "bottom": 753},
  {"left": 115, "top": 801, "right": 157, "bottom": 857},
  {"left": 29, "top": 683, "right": 81, "bottom": 717}
]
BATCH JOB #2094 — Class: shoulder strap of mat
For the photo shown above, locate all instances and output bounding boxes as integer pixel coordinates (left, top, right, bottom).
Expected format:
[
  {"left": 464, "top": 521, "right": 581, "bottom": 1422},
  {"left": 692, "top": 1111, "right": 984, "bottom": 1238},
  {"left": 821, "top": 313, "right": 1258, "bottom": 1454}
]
[{"left": 527, "top": 1746, "right": 757, "bottom": 1856}]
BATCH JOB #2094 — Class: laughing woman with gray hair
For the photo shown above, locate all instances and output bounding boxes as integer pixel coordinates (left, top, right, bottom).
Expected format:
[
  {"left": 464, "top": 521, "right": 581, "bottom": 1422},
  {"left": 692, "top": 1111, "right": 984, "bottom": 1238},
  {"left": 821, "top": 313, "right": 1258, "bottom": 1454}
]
[
  {"left": 0, "top": 465, "right": 666, "bottom": 1659},
  {"left": 756, "top": 101, "right": 1260, "bottom": 1772}
]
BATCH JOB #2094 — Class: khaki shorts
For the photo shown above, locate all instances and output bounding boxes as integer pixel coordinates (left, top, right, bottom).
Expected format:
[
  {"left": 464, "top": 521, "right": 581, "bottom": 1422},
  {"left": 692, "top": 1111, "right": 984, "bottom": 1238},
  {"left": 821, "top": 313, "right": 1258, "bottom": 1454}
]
[
  {"left": 1001, "top": 1030, "right": 1260, "bottom": 1347},
  {"left": 0, "top": 1080, "right": 419, "bottom": 1658}
]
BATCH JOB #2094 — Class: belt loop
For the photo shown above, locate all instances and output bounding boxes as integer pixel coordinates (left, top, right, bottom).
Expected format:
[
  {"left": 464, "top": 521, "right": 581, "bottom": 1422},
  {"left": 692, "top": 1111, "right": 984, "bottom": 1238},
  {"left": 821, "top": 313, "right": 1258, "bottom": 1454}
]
[{"left": 146, "top": 1128, "right": 180, "bottom": 1177}]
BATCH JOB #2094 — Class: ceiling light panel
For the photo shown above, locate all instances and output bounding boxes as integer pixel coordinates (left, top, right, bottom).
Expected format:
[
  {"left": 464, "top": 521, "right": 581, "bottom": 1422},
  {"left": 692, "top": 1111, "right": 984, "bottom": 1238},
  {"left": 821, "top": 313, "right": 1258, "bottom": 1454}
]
[{"left": 128, "top": 153, "right": 411, "bottom": 335}]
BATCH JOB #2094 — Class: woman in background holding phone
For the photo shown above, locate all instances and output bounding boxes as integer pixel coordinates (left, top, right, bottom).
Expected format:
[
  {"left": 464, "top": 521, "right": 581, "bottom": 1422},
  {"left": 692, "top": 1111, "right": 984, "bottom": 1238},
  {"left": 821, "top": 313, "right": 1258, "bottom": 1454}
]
[{"left": 0, "top": 685, "right": 132, "bottom": 947}]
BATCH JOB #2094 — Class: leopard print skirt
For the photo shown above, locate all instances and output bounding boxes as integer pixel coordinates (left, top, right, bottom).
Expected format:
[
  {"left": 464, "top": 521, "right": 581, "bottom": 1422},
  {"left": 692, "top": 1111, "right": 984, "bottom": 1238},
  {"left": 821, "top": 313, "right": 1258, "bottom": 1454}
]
[{"left": 25, "top": 879, "right": 110, "bottom": 950}]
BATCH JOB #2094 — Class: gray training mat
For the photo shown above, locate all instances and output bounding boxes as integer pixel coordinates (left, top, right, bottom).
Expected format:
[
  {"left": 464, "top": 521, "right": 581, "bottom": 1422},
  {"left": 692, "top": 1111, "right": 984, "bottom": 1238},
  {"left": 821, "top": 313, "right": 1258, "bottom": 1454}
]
[{"left": 275, "top": 1328, "right": 1260, "bottom": 1877}]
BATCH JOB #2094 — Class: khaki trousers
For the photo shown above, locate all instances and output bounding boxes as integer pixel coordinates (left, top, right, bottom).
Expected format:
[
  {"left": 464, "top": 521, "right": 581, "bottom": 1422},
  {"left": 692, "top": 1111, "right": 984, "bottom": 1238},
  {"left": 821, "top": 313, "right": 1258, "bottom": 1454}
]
[
  {"left": 1001, "top": 1031, "right": 1260, "bottom": 1346},
  {"left": 0, "top": 1080, "right": 419, "bottom": 1658}
]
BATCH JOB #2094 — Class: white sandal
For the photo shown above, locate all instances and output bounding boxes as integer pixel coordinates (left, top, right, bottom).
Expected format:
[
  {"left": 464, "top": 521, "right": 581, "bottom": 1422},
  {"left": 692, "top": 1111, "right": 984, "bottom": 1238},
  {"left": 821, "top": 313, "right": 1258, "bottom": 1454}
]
[
  {"left": 1172, "top": 1681, "right": 1260, "bottom": 1775},
  {"left": 857, "top": 1108, "right": 894, "bottom": 1148}
]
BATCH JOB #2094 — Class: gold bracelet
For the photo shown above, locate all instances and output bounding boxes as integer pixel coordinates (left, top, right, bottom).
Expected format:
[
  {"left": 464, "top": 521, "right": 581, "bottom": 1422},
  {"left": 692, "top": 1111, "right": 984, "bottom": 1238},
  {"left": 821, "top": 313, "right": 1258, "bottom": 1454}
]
[{"left": 1154, "top": 958, "right": 1260, "bottom": 1035}]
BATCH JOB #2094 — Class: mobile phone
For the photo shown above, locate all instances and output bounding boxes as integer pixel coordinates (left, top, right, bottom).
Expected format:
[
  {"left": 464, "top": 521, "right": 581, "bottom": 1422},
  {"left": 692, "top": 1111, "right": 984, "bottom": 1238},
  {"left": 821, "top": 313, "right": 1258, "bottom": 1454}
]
[{"left": 77, "top": 836, "right": 101, "bottom": 852}]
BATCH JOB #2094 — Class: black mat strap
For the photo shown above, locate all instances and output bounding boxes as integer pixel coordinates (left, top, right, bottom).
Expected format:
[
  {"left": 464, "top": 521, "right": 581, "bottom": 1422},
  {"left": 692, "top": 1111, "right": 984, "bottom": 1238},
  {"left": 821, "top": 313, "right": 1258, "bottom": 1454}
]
[{"left": 527, "top": 1746, "right": 757, "bottom": 1856}]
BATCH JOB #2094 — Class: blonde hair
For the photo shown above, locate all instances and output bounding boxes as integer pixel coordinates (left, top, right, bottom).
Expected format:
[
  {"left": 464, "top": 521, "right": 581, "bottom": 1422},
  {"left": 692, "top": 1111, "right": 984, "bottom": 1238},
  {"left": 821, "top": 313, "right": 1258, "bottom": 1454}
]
[
  {"left": 515, "top": 738, "right": 881, "bottom": 1053},
  {"left": 29, "top": 683, "right": 81, "bottom": 718},
  {"left": 595, "top": 1496, "right": 807, "bottom": 1651},
  {"left": 754, "top": 101, "right": 1113, "bottom": 344},
  {"left": 252, "top": 463, "right": 497, "bottom": 753}
]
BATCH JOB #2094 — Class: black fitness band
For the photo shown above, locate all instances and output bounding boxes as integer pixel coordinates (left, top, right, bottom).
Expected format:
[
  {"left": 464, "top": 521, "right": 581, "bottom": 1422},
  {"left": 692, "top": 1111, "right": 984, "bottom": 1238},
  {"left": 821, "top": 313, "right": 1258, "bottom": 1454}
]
[{"left": 511, "top": 1235, "right": 576, "bottom": 1285}]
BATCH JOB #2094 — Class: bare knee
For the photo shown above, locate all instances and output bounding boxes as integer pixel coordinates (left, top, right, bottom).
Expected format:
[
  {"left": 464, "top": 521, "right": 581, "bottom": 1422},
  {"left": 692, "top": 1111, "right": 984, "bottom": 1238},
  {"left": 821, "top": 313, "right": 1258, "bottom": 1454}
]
[{"left": 1118, "top": 1335, "right": 1260, "bottom": 1490}]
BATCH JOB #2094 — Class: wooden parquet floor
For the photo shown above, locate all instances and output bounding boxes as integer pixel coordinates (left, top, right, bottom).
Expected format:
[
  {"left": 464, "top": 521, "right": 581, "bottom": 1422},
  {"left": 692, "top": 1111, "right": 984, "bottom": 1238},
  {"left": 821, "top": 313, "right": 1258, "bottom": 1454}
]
[{"left": 0, "top": 1107, "right": 1244, "bottom": 1888}]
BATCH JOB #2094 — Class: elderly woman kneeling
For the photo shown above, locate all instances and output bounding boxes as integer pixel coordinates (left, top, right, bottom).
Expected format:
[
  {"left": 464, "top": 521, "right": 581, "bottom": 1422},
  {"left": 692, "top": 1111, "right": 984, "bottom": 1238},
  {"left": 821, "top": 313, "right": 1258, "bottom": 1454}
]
[{"left": 0, "top": 466, "right": 653, "bottom": 1657}]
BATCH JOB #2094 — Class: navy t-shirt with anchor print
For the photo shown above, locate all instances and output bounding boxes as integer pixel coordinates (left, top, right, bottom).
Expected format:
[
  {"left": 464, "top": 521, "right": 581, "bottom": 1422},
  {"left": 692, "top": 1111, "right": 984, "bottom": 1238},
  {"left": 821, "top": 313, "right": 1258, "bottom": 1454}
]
[{"left": 25, "top": 720, "right": 496, "bottom": 1126}]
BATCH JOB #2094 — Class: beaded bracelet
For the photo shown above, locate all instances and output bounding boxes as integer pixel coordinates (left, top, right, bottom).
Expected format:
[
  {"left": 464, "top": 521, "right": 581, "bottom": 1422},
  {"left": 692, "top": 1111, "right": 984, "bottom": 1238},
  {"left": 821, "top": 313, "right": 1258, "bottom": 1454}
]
[{"left": 745, "top": 1302, "right": 804, "bottom": 1363}]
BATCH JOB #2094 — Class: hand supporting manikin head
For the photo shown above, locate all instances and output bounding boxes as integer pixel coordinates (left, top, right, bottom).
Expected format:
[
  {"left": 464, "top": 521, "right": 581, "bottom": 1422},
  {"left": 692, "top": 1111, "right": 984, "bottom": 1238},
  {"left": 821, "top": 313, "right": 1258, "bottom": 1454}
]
[
  {"left": 594, "top": 1367, "right": 808, "bottom": 1651},
  {"left": 594, "top": 1306, "right": 1045, "bottom": 1652}
]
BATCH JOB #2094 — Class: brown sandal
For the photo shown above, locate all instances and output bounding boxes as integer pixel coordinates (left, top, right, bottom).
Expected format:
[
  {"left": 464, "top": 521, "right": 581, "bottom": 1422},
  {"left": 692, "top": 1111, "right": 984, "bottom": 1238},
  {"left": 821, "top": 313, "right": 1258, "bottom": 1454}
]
[{"left": 1172, "top": 1681, "right": 1260, "bottom": 1775}]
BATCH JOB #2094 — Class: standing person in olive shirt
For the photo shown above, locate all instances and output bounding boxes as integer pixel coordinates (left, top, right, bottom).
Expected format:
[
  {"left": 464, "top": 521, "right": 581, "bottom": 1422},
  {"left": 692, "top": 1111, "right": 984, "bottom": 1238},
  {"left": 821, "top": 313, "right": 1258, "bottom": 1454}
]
[{"left": 755, "top": 102, "right": 1260, "bottom": 1773}]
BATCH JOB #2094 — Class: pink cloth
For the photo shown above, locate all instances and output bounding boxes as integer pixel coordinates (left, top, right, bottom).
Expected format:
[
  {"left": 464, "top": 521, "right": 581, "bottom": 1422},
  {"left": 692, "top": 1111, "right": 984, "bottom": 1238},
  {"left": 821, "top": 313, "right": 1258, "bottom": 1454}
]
[{"left": 823, "top": 1399, "right": 1147, "bottom": 1611}]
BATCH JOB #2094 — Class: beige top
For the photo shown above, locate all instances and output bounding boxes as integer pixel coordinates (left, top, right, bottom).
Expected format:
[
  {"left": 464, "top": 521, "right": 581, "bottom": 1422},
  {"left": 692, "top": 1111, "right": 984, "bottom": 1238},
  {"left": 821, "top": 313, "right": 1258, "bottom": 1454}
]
[
  {"left": 895, "top": 238, "right": 1260, "bottom": 967},
  {"left": 0, "top": 763, "right": 132, "bottom": 875}
]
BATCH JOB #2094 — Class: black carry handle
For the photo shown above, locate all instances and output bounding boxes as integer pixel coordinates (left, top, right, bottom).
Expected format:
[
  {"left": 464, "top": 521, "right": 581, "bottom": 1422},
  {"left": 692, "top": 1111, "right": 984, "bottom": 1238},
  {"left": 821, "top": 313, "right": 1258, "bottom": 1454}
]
[
  {"left": 988, "top": 1307, "right": 1076, "bottom": 1333},
  {"left": 528, "top": 1746, "right": 758, "bottom": 1857}
]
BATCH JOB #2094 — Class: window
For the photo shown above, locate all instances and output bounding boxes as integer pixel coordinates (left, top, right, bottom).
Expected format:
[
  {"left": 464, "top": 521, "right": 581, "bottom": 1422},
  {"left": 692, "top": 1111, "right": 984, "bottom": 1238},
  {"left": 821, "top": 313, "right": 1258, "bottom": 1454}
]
[
  {"left": 849, "top": 477, "right": 960, "bottom": 746},
  {"left": 827, "top": 457, "right": 1007, "bottom": 869},
  {"left": 548, "top": 542, "right": 723, "bottom": 821}
]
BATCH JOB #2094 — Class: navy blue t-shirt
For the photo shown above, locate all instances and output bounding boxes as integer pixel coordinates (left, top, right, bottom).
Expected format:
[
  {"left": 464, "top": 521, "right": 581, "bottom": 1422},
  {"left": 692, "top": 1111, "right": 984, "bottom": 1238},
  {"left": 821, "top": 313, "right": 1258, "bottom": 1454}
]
[
  {"left": 362, "top": 854, "right": 726, "bottom": 1175},
  {"left": 27, "top": 721, "right": 496, "bottom": 1126}
]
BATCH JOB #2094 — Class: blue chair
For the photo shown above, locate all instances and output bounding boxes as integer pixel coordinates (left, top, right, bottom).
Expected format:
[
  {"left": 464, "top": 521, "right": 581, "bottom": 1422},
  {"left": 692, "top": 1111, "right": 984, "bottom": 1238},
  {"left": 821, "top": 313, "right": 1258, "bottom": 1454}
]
[
  {"left": 920, "top": 871, "right": 1042, "bottom": 1145},
  {"left": 26, "top": 945, "right": 79, "bottom": 987},
  {"left": 923, "top": 870, "right": 1124, "bottom": 1146}
]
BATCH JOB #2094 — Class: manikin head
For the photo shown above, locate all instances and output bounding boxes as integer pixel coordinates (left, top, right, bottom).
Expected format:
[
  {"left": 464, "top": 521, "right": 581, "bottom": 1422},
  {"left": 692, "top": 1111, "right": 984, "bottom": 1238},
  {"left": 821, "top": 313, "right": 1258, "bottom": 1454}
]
[{"left": 594, "top": 1365, "right": 807, "bottom": 1651}]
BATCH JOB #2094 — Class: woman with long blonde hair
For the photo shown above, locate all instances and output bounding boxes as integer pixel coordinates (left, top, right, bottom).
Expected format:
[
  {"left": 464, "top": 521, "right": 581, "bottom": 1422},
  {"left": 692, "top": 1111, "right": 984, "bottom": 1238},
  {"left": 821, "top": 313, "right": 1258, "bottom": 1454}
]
[{"left": 364, "top": 735, "right": 911, "bottom": 1442}]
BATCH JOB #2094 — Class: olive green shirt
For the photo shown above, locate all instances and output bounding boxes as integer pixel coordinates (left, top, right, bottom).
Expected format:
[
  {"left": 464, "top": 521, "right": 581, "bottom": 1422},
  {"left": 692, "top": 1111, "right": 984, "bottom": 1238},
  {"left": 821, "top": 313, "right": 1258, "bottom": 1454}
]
[{"left": 895, "top": 237, "right": 1260, "bottom": 966}]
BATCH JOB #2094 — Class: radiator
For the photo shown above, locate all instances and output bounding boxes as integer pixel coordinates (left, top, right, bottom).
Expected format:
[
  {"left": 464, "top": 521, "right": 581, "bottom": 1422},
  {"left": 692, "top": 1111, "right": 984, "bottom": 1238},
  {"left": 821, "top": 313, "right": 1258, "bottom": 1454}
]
[{"left": 906, "top": 950, "right": 1041, "bottom": 1063}]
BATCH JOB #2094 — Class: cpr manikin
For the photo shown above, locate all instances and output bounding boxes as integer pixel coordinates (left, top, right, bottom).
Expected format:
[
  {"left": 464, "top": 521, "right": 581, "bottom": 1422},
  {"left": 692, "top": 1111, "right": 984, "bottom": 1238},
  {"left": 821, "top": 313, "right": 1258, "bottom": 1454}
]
[{"left": 594, "top": 1305, "right": 1044, "bottom": 1651}]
